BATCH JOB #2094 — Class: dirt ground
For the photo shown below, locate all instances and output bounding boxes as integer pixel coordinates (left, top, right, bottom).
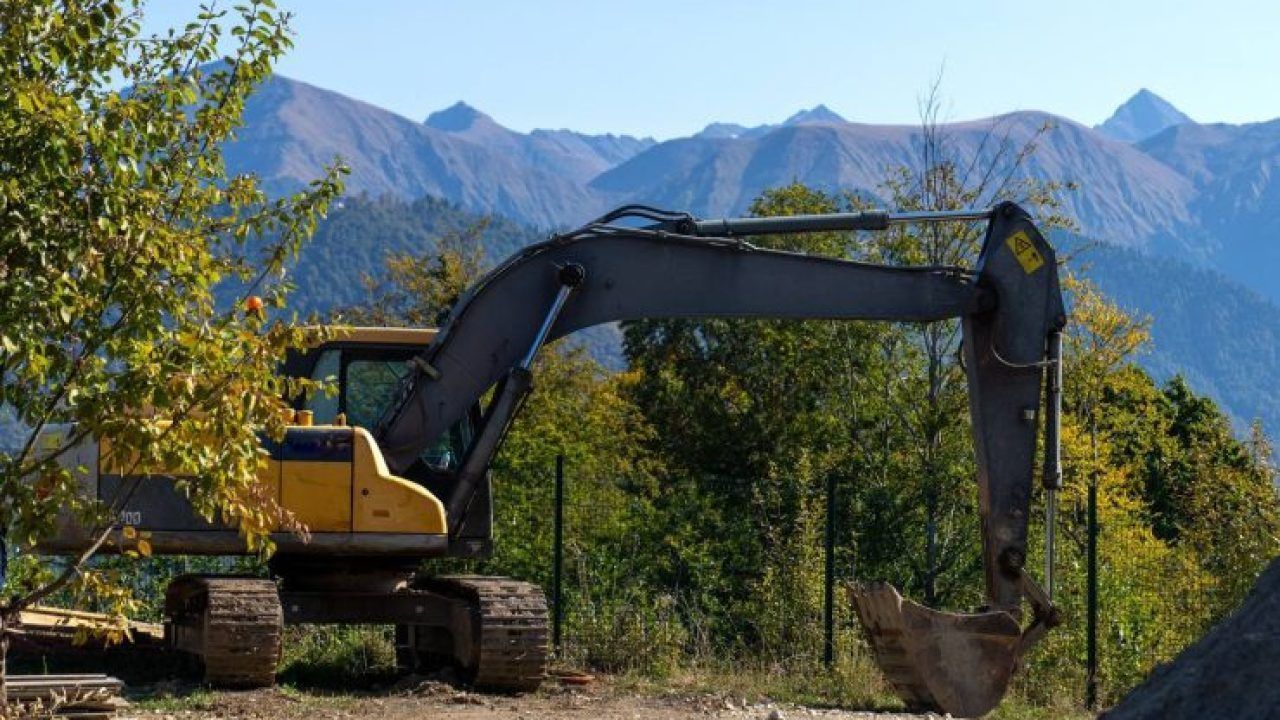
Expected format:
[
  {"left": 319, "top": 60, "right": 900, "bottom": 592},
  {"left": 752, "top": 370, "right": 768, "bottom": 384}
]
[{"left": 123, "top": 681, "right": 952, "bottom": 720}]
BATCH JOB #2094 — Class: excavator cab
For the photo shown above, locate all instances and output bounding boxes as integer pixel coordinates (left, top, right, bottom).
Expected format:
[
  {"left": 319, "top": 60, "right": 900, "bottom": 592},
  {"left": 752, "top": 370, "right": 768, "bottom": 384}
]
[{"left": 279, "top": 327, "right": 492, "bottom": 555}]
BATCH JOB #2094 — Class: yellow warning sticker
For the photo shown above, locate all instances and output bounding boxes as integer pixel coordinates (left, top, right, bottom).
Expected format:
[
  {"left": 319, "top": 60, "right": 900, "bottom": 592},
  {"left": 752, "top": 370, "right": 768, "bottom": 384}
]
[{"left": 1006, "top": 230, "right": 1045, "bottom": 274}]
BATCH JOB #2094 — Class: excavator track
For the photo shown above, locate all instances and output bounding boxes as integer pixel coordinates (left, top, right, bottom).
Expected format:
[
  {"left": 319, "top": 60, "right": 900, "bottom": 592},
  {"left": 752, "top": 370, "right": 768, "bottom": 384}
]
[
  {"left": 164, "top": 576, "right": 283, "bottom": 688},
  {"left": 411, "top": 575, "right": 549, "bottom": 691}
]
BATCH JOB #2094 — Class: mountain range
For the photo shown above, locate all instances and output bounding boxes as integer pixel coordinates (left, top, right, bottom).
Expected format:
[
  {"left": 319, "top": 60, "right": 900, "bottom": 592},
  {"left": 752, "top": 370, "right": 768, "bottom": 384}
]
[
  {"left": 226, "top": 75, "right": 1280, "bottom": 436},
  {"left": 233, "top": 78, "right": 1280, "bottom": 304}
]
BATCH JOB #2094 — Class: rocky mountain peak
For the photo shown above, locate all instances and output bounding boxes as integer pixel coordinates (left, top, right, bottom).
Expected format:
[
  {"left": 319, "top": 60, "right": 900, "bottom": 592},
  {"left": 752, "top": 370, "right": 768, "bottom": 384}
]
[
  {"left": 783, "top": 104, "right": 846, "bottom": 126},
  {"left": 1096, "top": 89, "right": 1192, "bottom": 143},
  {"left": 424, "top": 101, "right": 497, "bottom": 132},
  {"left": 696, "top": 122, "right": 752, "bottom": 139}
]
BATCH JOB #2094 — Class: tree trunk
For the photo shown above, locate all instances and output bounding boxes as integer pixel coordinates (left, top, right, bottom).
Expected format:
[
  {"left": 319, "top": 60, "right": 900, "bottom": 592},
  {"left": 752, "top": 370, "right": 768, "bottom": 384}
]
[
  {"left": 1, "top": 611, "right": 9, "bottom": 719},
  {"left": 923, "top": 331, "right": 944, "bottom": 607},
  {"left": 924, "top": 484, "right": 938, "bottom": 605},
  {"left": 2, "top": 501, "right": 9, "bottom": 717}
]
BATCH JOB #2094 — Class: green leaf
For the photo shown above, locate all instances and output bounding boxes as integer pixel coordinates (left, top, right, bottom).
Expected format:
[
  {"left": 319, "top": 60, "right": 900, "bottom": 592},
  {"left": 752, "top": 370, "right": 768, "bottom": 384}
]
[{"left": 0, "top": 0, "right": 341, "bottom": 621}]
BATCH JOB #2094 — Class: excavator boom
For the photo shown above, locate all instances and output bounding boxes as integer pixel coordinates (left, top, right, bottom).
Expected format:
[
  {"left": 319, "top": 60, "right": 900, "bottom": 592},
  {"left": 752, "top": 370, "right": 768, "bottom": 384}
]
[
  {"left": 377, "top": 230, "right": 981, "bottom": 468},
  {"left": 376, "top": 201, "right": 1066, "bottom": 716}
]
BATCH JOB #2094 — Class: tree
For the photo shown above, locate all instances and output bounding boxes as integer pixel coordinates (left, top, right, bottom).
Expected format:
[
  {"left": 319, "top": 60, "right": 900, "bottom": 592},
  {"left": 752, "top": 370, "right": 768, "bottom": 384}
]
[
  {"left": 1099, "top": 370, "right": 1280, "bottom": 613},
  {"left": 0, "top": 0, "right": 344, "bottom": 704},
  {"left": 1019, "top": 275, "right": 1176, "bottom": 702},
  {"left": 866, "top": 81, "right": 1076, "bottom": 605},
  {"left": 624, "top": 184, "right": 898, "bottom": 648},
  {"left": 620, "top": 89, "right": 1081, "bottom": 647},
  {"left": 336, "top": 218, "right": 487, "bottom": 327},
  {"left": 1018, "top": 275, "right": 1280, "bottom": 703}
]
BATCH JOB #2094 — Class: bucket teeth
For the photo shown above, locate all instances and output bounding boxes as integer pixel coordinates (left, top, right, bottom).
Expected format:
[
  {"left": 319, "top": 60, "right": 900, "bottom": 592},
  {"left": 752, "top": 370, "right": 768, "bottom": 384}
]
[{"left": 850, "top": 582, "right": 1022, "bottom": 718}]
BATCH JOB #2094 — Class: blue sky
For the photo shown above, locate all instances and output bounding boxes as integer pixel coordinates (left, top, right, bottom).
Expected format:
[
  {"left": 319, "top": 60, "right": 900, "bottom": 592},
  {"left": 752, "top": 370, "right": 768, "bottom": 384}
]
[{"left": 143, "top": 0, "right": 1280, "bottom": 139}]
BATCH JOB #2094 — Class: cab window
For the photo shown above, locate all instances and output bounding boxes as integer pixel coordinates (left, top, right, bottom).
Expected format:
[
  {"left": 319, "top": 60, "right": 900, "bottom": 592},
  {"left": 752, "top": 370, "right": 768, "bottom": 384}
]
[
  {"left": 345, "top": 358, "right": 408, "bottom": 431},
  {"left": 300, "top": 345, "right": 473, "bottom": 473},
  {"left": 304, "top": 349, "right": 341, "bottom": 423}
]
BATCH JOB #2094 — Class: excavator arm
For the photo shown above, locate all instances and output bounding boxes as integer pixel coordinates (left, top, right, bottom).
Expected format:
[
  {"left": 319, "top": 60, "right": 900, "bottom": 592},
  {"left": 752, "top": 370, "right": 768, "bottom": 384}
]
[
  {"left": 377, "top": 215, "right": 982, "bottom": 469},
  {"left": 376, "top": 201, "right": 1065, "bottom": 717}
]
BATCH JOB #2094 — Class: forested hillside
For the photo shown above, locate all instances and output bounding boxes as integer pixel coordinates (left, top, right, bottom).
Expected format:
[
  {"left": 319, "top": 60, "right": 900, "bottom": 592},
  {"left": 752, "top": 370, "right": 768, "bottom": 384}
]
[
  {"left": 277, "top": 194, "right": 540, "bottom": 317},
  {"left": 267, "top": 194, "right": 1280, "bottom": 438},
  {"left": 0, "top": 408, "right": 20, "bottom": 453},
  {"left": 1066, "top": 236, "right": 1280, "bottom": 433},
  {"left": 275, "top": 194, "right": 624, "bottom": 364}
]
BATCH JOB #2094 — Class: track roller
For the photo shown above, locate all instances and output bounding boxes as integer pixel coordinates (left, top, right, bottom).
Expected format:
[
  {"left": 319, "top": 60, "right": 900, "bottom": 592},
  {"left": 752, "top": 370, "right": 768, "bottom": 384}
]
[
  {"left": 164, "top": 575, "right": 283, "bottom": 688},
  {"left": 398, "top": 575, "right": 548, "bottom": 691}
]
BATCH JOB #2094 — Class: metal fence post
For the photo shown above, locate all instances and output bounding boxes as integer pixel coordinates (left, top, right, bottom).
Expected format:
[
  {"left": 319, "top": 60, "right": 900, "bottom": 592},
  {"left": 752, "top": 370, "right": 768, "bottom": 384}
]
[
  {"left": 1086, "top": 474, "right": 1099, "bottom": 709},
  {"left": 553, "top": 453, "right": 565, "bottom": 655},
  {"left": 824, "top": 472, "right": 836, "bottom": 668}
]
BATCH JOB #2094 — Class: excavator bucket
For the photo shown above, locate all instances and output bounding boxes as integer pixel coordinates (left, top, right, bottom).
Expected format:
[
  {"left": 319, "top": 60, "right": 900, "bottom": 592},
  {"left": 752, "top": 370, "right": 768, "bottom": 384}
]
[{"left": 851, "top": 582, "right": 1022, "bottom": 718}]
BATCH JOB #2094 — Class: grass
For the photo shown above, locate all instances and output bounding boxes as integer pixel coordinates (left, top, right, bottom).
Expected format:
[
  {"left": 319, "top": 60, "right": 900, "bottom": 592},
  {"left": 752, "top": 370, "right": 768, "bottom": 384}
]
[
  {"left": 127, "top": 625, "right": 399, "bottom": 713},
  {"left": 129, "top": 686, "right": 219, "bottom": 712},
  {"left": 612, "top": 656, "right": 902, "bottom": 712},
  {"left": 277, "top": 625, "right": 399, "bottom": 689},
  {"left": 130, "top": 684, "right": 366, "bottom": 713},
  {"left": 610, "top": 662, "right": 1094, "bottom": 720},
  {"left": 125, "top": 624, "right": 1096, "bottom": 718},
  {"left": 989, "top": 698, "right": 1095, "bottom": 720}
]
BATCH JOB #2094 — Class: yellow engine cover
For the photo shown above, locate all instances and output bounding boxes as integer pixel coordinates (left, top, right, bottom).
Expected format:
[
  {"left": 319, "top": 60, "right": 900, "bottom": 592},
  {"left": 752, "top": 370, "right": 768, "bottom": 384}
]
[
  {"left": 91, "top": 425, "right": 446, "bottom": 539},
  {"left": 273, "top": 426, "right": 446, "bottom": 535}
]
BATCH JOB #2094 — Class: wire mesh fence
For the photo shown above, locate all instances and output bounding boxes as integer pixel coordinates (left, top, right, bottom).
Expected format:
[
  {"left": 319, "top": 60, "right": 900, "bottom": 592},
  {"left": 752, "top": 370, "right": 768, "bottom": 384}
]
[
  {"left": 538, "top": 467, "right": 845, "bottom": 674},
  {"left": 529, "top": 455, "right": 1271, "bottom": 709},
  {"left": 527, "top": 457, "right": 982, "bottom": 684}
]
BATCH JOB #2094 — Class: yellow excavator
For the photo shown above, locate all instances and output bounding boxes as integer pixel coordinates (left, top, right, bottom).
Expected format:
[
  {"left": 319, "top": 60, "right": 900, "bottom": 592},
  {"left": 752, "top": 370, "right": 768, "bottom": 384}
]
[{"left": 33, "top": 201, "right": 1065, "bottom": 717}]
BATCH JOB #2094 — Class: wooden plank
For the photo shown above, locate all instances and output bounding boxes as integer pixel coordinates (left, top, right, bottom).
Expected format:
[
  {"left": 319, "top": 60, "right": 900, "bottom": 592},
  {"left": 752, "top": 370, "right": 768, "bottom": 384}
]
[
  {"left": 4, "top": 674, "right": 124, "bottom": 704},
  {"left": 17, "top": 606, "right": 164, "bottom": 643},
  {"left": 7, "top": 673, "right": 119, "bottom": 682}
]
